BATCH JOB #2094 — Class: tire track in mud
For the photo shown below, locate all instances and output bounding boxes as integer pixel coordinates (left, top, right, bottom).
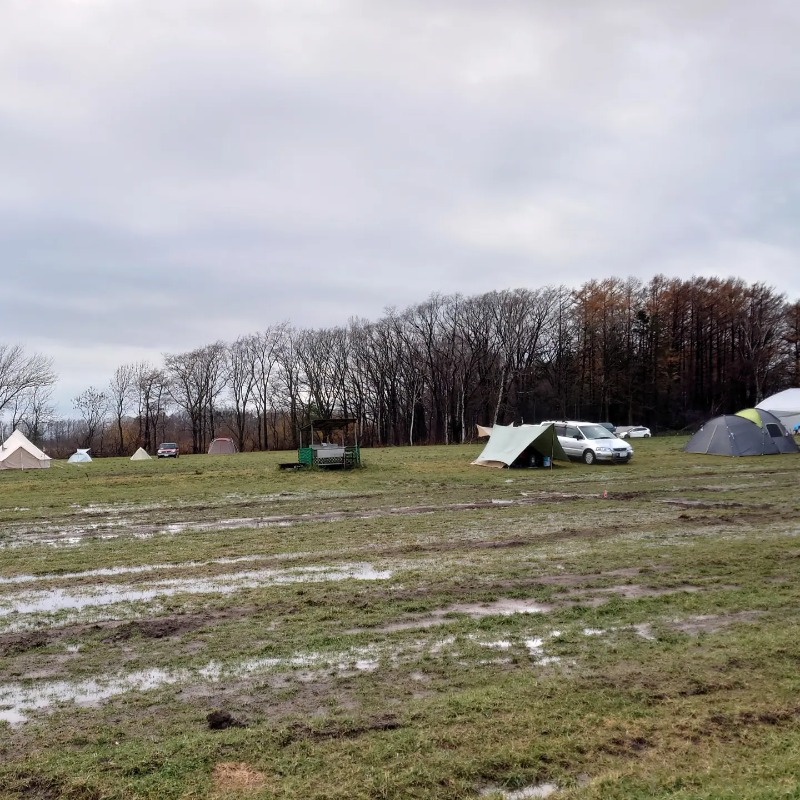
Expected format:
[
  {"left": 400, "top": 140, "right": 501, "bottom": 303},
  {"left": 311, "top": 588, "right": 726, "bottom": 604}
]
[{"left": 3, "top": 491, "right": 645, "bottom": 547}]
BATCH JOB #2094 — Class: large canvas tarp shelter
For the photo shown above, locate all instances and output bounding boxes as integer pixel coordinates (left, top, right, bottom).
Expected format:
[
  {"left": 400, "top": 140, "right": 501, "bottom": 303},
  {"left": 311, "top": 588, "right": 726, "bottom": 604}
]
[
  {"left": 684, "top": 414, "right": 799, "bottom": 456},
  {"left": 757, "top": 388, "right": 800, "bottom": 433},
  {"left": 0, "top": 430, "right": 51, "bottom": 470},
  {"left": 68, "top": 449, "right": 92, "bottom": 463},
  {"left": 130, "top": 447, "right": 151, "bottom": 461},
  {"left": 472, "top": 423, "right": 569, "bottom": 468},
  {"left": 208, "top": 437, "right": 238, "bottom": 455}
]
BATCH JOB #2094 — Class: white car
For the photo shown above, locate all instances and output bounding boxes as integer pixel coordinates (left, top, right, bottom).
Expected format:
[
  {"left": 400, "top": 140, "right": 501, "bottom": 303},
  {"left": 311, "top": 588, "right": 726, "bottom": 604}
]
[
  {"left": 619, "top": 426, "right": 651, "bottom": 439},
  {"left": 543, "top": 421, "right": 633, "bottom": 465}
]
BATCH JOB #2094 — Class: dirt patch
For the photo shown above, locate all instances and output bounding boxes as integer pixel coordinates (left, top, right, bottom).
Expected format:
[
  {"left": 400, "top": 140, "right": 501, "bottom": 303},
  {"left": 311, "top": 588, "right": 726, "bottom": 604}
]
[
  {"left": 591, "top": 584, "right": 701, "bottom": 600},
  {"left": 662, "top": 498, "right": 749, "bottom": 509},
  {"left": 0, "top": 631, "right": 49, "bottom": 657},
  {"left": 7, "top": 775, "right": 62, "bottom": 800},
  {"left": 210, "top": 762, "right": 266, "bottom": 794},
  {"left": 669, "top": 611, "right": 763, "bottom": 636},
  {"left": 600, "top": 734, "right": 652, "bottom": 757},
  {"left": 350, "top": 598, "right": 553, "bottom": 634},
  {"left": 207, "top": 709, "right": 246, "bottom": 729},
  {"left": 395, "top": 538, "right": 531, "bottom": 555},
  {"left": 535, "top": 567, "right": 652, "bottom": 588},
  {"left": 696, "top": 705, "right": 800, "bottom": 740},
  {"left": 106, "top": 615, "right": 209, "bottom": 641},
  {"left": 285, "top": 712, "right": 402, "bottom": 742},
  {"left": 0, "top": 606, "right": 259, "bottom": 651}
]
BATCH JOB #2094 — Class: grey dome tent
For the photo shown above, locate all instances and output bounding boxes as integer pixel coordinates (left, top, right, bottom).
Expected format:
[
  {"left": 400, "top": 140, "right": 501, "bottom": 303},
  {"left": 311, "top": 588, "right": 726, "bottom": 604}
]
[
  {"left": 734, "top": 408, "right": 798, "bottom": 453},
  {"left": 68, "top": 448, "right": 92, "bottom": 463},
  {"left": 684, "top": 414, "right": 798, "bottom": 456}
]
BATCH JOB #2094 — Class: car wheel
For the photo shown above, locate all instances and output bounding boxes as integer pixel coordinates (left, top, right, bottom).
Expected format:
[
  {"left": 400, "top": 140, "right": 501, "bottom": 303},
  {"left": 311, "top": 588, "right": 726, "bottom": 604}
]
[
  {"left": 644, "top": 433, "right": 650, "bottom": 438},
  {"left": 582, "top": 449, "right": 596, "bottom": 465}
]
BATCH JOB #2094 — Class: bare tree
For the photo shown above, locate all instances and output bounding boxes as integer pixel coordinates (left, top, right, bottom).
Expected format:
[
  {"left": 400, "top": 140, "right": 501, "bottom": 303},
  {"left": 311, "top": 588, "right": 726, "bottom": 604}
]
[
  {"left": 226, "top": 336, "right": 258, "bottom": 451},
  {"left": 8, "top": 385, "right": 56, "bottom": 444},
  {"left": 133, "top": 363, "right": 169, "bottom": 452},
  {"left": 165, "top": 343, "right": 227, "bottom": 452},
  {"left": 273, "top": 327, "right": 306, "bottom": 448},
  {"left": 297, "top": 327, "right": 349, "bottom": 420},
  {"left": 248, "top": 325, "right": 287, "bottom": 450},
  {"left": 0, "top": 344, "right": 56, "bottom": 418},
  {"left": 73, "top": 387, "right": 109, "bottom": 451},
  {"left": 735, "top": 283, "right": 787, "bottom": 402},
  {"left": 109, "top": 364, "right": 137, "bottom": 455}
]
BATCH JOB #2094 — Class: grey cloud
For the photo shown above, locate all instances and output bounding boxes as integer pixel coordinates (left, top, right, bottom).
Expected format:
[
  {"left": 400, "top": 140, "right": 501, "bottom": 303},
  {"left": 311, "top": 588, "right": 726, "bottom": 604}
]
[{"left": 1, "top": 1, "right": 799, "bottom": 412}]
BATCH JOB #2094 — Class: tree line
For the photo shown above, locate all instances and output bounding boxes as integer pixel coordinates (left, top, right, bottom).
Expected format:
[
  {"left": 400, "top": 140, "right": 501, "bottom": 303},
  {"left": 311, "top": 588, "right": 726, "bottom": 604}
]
[{"left": 3, "top": 275, "right": 799, "bottom": 456}]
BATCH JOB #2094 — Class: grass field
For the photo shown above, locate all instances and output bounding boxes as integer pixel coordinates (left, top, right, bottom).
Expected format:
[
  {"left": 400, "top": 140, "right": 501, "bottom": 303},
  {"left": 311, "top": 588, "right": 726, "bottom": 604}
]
[{"left": 1, "top": 438, "right": 800, "bottom": 799}]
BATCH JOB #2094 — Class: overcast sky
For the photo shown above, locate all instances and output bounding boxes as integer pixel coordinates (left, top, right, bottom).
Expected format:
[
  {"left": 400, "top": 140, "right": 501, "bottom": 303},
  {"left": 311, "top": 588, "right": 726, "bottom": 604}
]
[{"left": 3, "top": 0, "right": 800, "bottom": 414}]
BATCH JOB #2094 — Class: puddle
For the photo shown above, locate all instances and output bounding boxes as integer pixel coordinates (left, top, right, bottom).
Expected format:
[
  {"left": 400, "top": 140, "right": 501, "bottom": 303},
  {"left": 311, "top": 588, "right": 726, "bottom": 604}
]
[
  {"left": 0, "top": 623, "right": 656, "bottom": 725},
  {"left": 2, "top": 494, "right": 603, "bottom": 548},
  {"left": 480, "top": 782, "right": 559, "bottom": 798},
  {"left": 451, "top": 599, "right": 552, "bottom": 617},
  {"left": 0, "top": 563, "right": 391, "bottom": 618},
  {"left": 524, "top": 637, "right": 561, "bottom": 665},
  {"left": 632, "top": 623, "right": 656, "bottom": 640},
  {"left": 0, "top": 644, "right": 386, "bottom": 724},
  {"left": 0, "top": 666, "right": 186, "bottom": 724},
  {"left": 0, "top": 555, "right": 271, "bottom": 585}
]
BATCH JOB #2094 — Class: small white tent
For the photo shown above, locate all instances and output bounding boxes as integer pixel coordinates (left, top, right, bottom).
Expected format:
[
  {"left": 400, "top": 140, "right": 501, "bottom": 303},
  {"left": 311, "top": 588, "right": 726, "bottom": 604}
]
[
  {"left": 757, "top": 388, "right": 800, "bottom": 432},
  {"left": 472, "top": 423, "right": 569, "bottom": 468},
  {"left": 130, "top": 447, "right": 151, "bottom": 461},
  {"left": 0, "top": 430, "right": 51, "bottom": 470},
  {"left": 68, "top": 449, "right": 92, "bottom": 463}
]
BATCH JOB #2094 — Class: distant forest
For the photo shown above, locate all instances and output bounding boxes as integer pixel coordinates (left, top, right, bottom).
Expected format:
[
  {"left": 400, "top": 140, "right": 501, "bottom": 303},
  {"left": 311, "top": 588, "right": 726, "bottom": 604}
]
[{"left": 5, "top": 275, "right": 800, "bottom": 456}]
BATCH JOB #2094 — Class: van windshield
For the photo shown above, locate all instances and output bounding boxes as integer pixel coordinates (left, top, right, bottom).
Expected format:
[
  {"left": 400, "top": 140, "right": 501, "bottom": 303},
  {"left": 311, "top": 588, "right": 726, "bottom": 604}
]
[{"left": 578, "top": 425, "right": 614, "bottom": 439}]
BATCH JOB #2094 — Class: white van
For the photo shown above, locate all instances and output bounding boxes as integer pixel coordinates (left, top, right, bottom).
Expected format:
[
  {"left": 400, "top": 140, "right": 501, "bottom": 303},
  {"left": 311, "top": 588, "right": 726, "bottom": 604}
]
[{"left": 542, "top": 421, "right": 633, "bottom": 465}]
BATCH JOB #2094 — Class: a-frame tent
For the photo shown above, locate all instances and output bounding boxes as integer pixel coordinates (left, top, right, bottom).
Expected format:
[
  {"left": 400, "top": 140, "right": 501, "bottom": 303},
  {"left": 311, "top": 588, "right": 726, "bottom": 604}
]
[
  {"left": 0, "top": 430, "right": 51, "bottom": 470},
  {"left": 472, "top": 423, "right": 569, "bottom": 468},
  {"left": 130, "top": 447, "right": 151, "bottom": 460}
]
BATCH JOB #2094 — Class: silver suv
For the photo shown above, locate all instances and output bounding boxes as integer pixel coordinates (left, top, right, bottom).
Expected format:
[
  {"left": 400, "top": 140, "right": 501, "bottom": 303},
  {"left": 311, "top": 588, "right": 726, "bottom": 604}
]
[{"left": 543, "top": 421, "right": 633, "bottom": 465}]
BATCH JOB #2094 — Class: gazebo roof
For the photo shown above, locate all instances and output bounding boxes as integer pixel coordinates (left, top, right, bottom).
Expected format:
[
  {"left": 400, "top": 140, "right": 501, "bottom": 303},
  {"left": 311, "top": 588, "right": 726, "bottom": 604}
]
[{"left": 301, "top": 418, "right": 358, "bottom": 432}]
